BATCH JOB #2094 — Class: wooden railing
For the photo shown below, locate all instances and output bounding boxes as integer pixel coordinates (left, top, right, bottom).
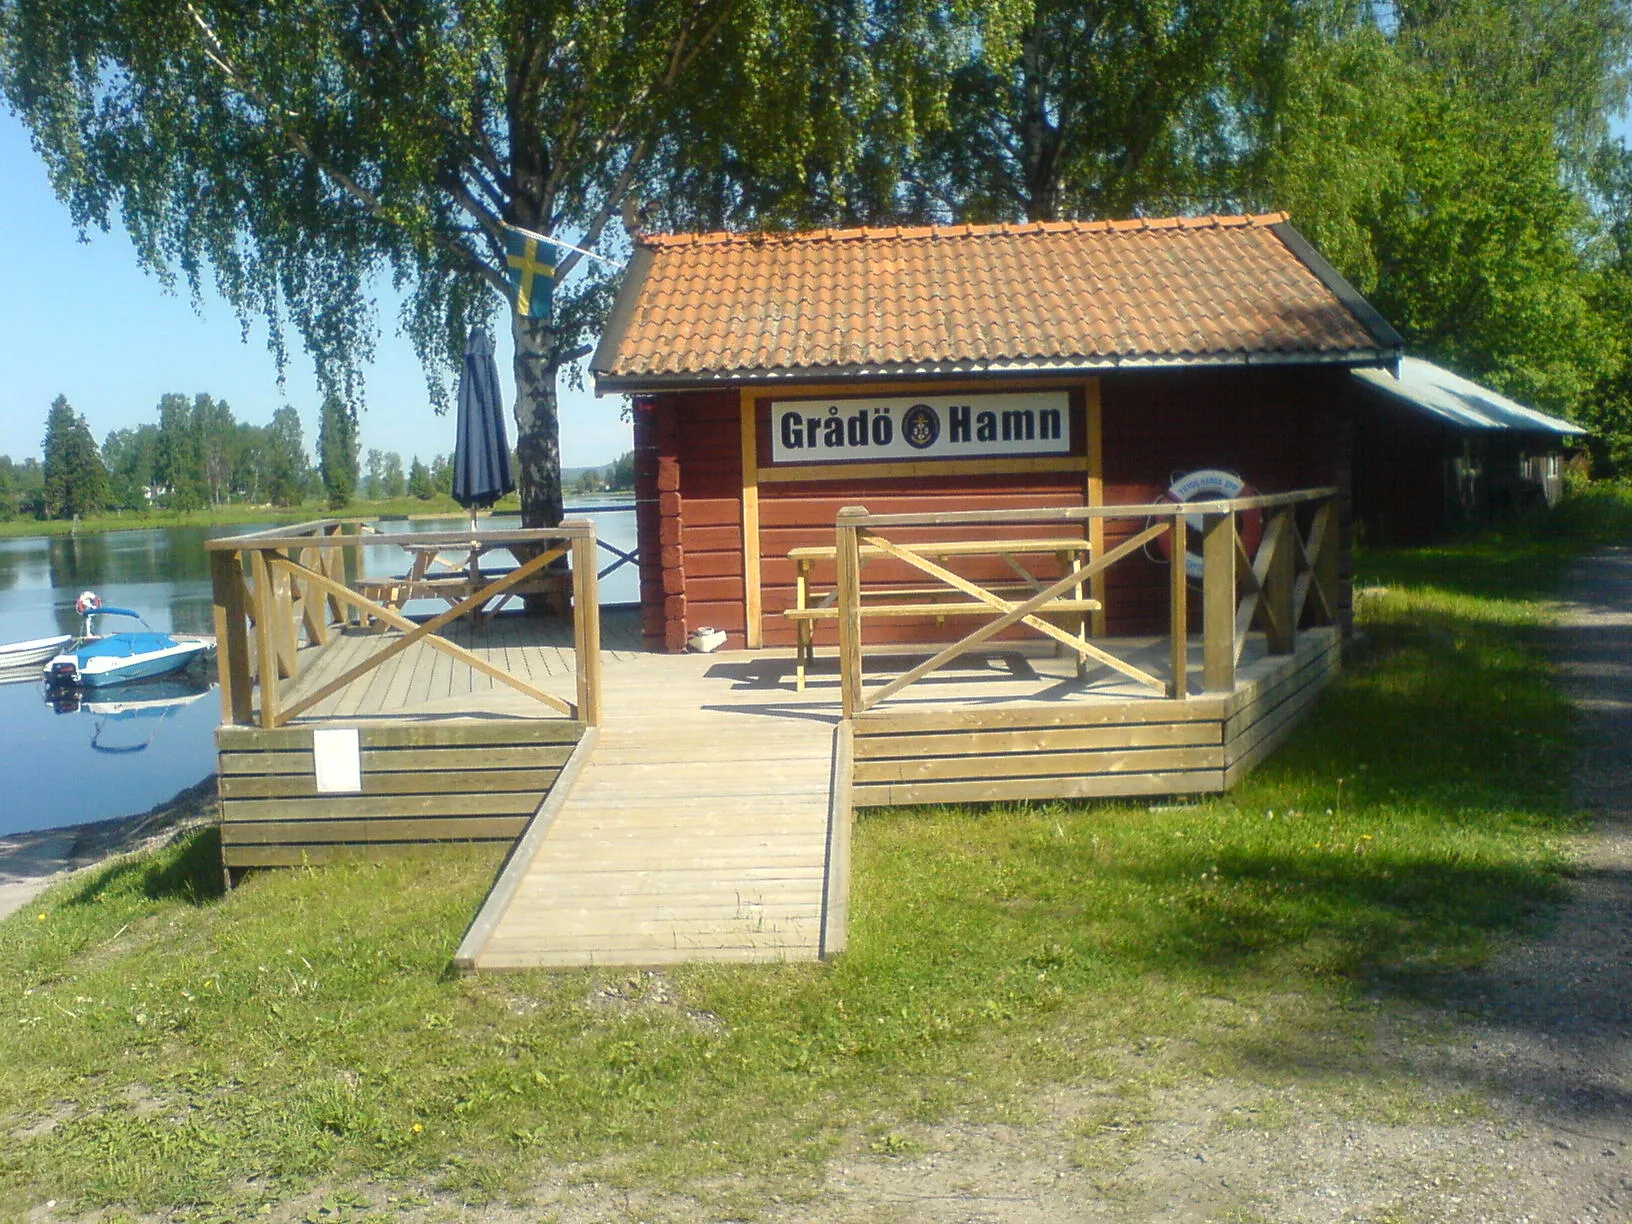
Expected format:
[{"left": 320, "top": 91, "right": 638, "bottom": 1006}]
[
  {"left": 832, "top": 489, "right": 1338, "bottom": 717},
  {"left": 206, "top": 519, "right": 602, "bottom": 729}
]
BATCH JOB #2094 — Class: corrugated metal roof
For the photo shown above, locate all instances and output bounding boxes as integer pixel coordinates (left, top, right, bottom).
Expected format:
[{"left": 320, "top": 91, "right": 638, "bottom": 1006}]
[
  {"left": 1353, "top": 357, "right": 1584, "bottom": 434},
  {"left": 592, "top": 214, "right": 1402, "bottom": 392}
]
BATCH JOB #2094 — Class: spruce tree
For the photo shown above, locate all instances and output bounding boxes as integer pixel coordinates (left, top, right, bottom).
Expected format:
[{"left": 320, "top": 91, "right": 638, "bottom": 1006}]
[
  {"left": 317, "top": 394, "right": 359, "bottom": 510},
  {"left": 41, "top": 394, "right": 108, "bottom": 519}
]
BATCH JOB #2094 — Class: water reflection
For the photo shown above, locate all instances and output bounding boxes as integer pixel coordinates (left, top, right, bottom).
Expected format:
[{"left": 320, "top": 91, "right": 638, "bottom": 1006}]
[{"left": 45, "top": 674, "right": 214, "bottom": 754}]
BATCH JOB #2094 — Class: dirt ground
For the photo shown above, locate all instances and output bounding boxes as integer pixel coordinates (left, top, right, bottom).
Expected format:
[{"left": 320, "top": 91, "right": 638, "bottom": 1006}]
[{"left": 10, "top": 549, "right": 1632, "bottom": 1224}]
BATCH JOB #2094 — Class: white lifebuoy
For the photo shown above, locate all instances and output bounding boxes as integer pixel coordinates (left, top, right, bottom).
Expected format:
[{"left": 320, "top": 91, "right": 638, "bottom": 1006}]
[{"left": 1154, "top": 470, "right": 1264, "bottom": 582}]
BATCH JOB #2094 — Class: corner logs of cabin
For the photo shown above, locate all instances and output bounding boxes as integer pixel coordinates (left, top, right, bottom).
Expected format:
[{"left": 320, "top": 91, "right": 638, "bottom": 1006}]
[{"left": 636, "top": 395, "right": 689, "bottom": 651}]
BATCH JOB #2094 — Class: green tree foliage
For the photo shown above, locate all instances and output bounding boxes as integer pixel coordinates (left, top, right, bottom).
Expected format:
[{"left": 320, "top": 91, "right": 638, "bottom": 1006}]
[
  {"left": 380, "top": 452, "right": 406, "bottom": 500},
  {"left": 153, "top": 392, "right": 203, "bottom": 510},
  {"left": 430, "top": 453, "right": 453, "bottom": 496},
  {"left": 0, "top": 0, "right": 824, "bottom": 530},
  {"left": 317, "top": 393, "right": 359, "bottom": 510},
  {"left": 102, "top": 424, "right": 159, "bottom": 510},
  {"left": 407, "top": 456, "right": 435, "bottom": 500},
  {"left": 0, "top": 456, "right": 45, "bottom": 519},
  {"left": 265, "top": 405, "right": 307, "bottom": 506},
  {"left": 192, "top": 393, "right": 237, "bottom": 507},
  {"left": 41, "top": 394, "right": 108, "bottom": 519},
  {"left": 606, "top": 450, "right": 636, "bottom": 491},
  {"left": 916, "top": 0, "right": 1251, "bottom": 222},
  {"left": 1581, "top": 142, "right": 1632, "bottom": 473},
  {"left": 363, "top": 449, "right": 385, "bottom": 501}
]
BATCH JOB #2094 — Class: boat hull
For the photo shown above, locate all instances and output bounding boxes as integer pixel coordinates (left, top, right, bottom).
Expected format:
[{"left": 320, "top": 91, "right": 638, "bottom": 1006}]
[
  {"left": 45, "top": 637, "right": 211, "bottom": 688},
  {"left": 0, "top": 634, "right": 74, "bottom": 671}
]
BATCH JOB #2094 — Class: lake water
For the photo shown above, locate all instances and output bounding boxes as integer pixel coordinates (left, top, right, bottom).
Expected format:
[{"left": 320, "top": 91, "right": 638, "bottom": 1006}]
[{"left": 0, "top": 505, "right": 638, "bottom": 838}]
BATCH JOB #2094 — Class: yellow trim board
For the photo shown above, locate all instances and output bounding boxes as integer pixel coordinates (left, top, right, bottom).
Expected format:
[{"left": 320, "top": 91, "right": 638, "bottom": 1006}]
[
  {"left": 759, "top": 456, "right": 1088, "bottom": 484},
  {"left": 739, "top": 388, "right": 763, "bottom": 647}
]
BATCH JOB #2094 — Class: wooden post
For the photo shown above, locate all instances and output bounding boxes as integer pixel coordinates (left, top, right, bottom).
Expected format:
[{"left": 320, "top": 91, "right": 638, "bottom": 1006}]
[
  {"left": 1263, "top": 508, "right": 1296, "bottom": 654},
  {"left": 1312, "top": 497, "right": 1338, "bottom": 627},
  {"left": 347, "top": 520, "right": 368, "bottom": 625},
  {"left": 322, "top": 524, "right": 347, "bottom": 625},
  {"left": 210, "top": 549, "right": 254, "bottom": 725},
  {"left": 247, "top": 548, "right": 280, "bottom": 728},
  {"left": 1201, "top": 511, "right": 1236, "bottom": 693},
  {"left": 1167, "top": 514, "right": 1189, "bottom": 698},
  {"left": 271, "top": 550, "right": 298, "bottom": 681},
  {"left": 835, "top": 506, "right": 867, "bottom": 719},
  {"left": 738, "top": 390, "right": 763, "bottom": 648},
  {"left": 569, "top": 525, "right": 603, "bottom": 727},
  {"left": 820, "top": 722, "right": 854, "bottom": 959},
  {"left": 1084, "top": 378, "right": 1107, "bottom": 637}
]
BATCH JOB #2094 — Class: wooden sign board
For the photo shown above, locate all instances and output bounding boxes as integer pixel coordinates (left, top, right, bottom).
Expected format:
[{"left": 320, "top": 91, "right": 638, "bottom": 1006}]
[{"left": 769, "top": 391, "right": 1072, "bottom": 465}]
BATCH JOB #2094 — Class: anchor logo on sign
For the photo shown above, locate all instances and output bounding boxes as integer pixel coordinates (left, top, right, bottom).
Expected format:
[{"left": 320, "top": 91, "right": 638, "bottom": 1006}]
[{"left": 902, "top": 404, "right": 940, "bottom": 450}]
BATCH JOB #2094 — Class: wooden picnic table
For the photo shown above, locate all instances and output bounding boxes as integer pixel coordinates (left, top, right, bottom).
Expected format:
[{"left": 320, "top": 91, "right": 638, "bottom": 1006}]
[
  {"left": 784, "top": 536, "right": 1100, "bottom": 691},
  {"left": 356, "top": 540, "right": 569, "bottom": 624}
]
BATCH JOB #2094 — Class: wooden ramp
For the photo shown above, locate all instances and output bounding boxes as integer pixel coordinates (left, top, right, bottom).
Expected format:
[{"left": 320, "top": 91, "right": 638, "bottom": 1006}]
[{"left": 460, "top": 653, "right": 844, "bottom": 969}]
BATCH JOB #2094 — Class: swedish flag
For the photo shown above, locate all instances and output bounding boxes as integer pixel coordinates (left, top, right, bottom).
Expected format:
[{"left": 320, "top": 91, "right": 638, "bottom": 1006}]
[{"left": 504, "top": 228, "right": 558, "bottom": 319}]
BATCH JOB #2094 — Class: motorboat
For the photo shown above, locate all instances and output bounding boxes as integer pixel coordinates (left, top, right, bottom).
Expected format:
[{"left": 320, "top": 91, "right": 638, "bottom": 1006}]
[
  {"left": 0, "top": 633, "right": 74, "bottom": 678},
  {"left": 43, "top": 596, "right": 212, "bottom": 689}
]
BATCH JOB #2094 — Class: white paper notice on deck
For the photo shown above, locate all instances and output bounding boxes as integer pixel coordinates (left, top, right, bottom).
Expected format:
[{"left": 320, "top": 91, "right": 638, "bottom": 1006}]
[{"left": 313, "top": 727, "right": 363, "bottom": 793}]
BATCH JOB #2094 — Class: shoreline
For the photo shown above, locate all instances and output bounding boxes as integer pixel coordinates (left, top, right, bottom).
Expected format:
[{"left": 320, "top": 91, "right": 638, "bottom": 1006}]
[
  {"left": 0, "top": 492, "right": 638, "bottom": 541},
  {"left": 0, "top": 775, "right": 217, "bottom": 921}
]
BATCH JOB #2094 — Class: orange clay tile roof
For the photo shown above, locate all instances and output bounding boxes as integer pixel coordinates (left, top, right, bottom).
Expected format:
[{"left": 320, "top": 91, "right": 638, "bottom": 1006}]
[{"left": 590, "top": 214, "right": 1401, "bottom": 390}]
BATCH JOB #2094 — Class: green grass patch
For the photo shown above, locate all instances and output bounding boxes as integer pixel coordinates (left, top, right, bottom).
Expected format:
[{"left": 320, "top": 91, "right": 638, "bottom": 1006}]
[{"left": 1, "top": 485, "right": 1627, "bottom": 1218}]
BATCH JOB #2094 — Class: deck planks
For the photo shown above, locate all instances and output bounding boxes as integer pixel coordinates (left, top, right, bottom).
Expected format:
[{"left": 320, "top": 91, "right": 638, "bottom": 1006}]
[{"left": 473, "top": 651, "right": 841, "bottom": 969}]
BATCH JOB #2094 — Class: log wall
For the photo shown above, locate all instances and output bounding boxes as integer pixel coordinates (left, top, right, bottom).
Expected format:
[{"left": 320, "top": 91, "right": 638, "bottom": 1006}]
[{"left": 632, "top": 367, "right": 1355, "bottom": 652}]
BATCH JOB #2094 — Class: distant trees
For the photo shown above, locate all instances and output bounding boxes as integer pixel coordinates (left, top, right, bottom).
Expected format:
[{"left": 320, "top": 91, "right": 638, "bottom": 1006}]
[
  {"left": 265, "top": 407, "right": 307, "bottom": 507},
  {"left": 317, "top": 394, "right": 360, "bottom": 510},
  {"left": 18, "top": 390, "right": 459, "bottom": 517},
  {"left": 41, "top": 394, "right": 108, "bottom": 519},
  {"left": 102, "top": 424, "right": 158, "bottom": 510},
  {"left": 430, "top": 454, "right": 454, "bottom": 497},
  {"left": 0, "top": 455, "right": 44, "bottom": 520},
  {"left": 363, "top": 449, "right": 409, "bottom": 500},
  {"left": 408, "top": 457, "right": 435, "bottom": 500}
]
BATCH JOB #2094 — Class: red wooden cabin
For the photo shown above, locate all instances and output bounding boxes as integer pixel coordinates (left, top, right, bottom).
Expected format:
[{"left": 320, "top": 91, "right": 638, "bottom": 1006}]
[{"left": 591, "top": 214, "right": 1402, "bottom": 652}]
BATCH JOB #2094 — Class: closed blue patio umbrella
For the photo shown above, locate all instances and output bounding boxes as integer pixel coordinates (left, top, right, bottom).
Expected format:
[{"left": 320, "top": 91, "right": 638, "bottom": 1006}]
[{"left": 452, "top": 328, "right": 514, "bottom": 530}]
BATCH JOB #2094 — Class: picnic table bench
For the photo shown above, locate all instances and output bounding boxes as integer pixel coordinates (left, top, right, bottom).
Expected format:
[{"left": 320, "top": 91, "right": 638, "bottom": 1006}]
[{"left": 784, "top": 537, "right": 1100, "bottom": 691}]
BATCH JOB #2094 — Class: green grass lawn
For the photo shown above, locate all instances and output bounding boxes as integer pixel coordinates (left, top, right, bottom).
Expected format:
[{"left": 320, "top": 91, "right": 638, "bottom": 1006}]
[{"left": 1, "top": 484, "right": 1627, "bottom": 1220}]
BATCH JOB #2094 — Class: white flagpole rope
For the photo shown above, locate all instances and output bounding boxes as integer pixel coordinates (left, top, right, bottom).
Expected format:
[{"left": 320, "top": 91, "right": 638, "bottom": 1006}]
[{"left": 500, "top": 221, "right": 623, "bottom": 268}]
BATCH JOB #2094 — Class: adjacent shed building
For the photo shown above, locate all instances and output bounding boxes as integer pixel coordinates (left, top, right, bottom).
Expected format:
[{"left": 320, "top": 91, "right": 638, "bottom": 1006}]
[
  {"left": 591, "top": 214, "right": 1403, "bottom": 652},
  {"left": 1351, "top": 357, "right": 1584, "bottom": 543}
]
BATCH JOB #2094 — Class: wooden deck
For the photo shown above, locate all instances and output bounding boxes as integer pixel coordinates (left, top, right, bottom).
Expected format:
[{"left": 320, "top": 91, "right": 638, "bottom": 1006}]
[
  {"left": 210, "top": 500, "right": 1343, "bottom": 969},
  {"left": 466, "top": 652, "right": 843, "bottom": 968},
  {"left": 271, "top": 605, "right": 646, "bottom": 720},
  {"left": 224, "top": 610, "right": 1337, "bottom": 970}
]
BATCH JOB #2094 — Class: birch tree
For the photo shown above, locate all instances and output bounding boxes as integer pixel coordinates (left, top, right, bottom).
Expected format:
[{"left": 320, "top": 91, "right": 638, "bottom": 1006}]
[{"left": 0, "top": 0, "right": 756, "bottom": 527}]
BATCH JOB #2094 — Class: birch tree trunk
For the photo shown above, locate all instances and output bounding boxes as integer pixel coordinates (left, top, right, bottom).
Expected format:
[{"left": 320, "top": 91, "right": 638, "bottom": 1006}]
[{"left": 511, "top": 311, "right": 566, "bottom": 530}]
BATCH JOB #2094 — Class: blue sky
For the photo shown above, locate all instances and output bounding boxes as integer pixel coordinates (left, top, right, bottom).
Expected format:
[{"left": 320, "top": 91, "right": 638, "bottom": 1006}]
[{"left": 0, "top": 110, "right": 633, "bottom": 469}]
